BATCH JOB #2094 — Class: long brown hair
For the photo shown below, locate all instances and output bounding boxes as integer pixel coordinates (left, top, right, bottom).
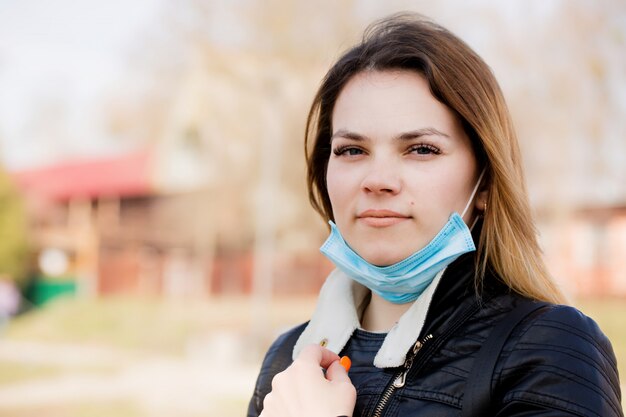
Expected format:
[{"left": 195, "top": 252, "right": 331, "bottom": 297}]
[{"left": 305, "top": 13, "right": 566, "bottom": 304}]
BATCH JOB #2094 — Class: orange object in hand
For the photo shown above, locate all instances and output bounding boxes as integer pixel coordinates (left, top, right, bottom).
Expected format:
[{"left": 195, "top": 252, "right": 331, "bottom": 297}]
[{"left": 339, "top": 356, "right": 351, "bottom": 372}]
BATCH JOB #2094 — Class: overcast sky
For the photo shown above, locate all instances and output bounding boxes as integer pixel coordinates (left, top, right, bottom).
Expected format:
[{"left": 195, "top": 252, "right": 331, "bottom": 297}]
[{"left": 0, "top": 0, "right": 165, "bottom": 169}]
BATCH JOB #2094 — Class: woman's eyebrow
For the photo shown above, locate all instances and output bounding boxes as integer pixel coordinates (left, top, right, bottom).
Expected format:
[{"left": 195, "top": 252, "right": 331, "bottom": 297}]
[
  {"left": 331, "top": 127, "right": 450, "bottom": 142},
  {"left": 330, "top": 129, "right": 367, "bottom": 142},
  {"left": 395, "top": 128, "right": 450, "bottom": 140}
]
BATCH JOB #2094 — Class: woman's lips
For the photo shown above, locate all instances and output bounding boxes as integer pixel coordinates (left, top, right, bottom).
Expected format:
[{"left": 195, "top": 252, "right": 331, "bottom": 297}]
[{"left": 357, "top": 210, "right": 410, "bottom": 227}]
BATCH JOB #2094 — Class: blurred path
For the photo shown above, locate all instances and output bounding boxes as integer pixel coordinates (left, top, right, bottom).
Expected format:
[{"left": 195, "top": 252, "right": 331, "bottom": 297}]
[{"left": 0, "top": 333, "right": 259, "bottom": 415}]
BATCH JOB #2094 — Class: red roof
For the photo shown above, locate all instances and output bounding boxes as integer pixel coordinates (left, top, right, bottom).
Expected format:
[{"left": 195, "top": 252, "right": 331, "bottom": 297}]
[{"left": 11, "top": 150, "right": 153, "bottom": 202}]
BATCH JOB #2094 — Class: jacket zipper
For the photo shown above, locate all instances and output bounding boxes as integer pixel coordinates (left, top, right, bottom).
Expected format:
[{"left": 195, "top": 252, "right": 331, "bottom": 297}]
[{"left": 370, "top": 334, "right": 433, "bottom": 417}]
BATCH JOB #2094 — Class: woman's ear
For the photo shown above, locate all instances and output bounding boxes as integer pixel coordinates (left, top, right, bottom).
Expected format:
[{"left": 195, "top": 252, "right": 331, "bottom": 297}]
[{"left": 474, "top": 190, "right": 488, "bottom": 213}]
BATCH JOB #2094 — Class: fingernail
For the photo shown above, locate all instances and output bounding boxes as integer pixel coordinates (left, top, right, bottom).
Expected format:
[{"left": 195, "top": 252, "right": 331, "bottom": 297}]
[{"left": 339, "top": 355, "right": 351, "bottom": 372}]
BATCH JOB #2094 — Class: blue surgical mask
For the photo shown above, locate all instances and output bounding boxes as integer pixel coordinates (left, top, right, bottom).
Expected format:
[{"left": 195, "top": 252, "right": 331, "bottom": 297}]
[{"left": 320, "top": 170, "right": 485, "bottom": 304}]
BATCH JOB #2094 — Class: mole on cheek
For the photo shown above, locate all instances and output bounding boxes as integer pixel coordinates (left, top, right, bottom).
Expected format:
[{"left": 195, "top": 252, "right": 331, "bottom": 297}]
[{"left": 410, "top": 201, "right": 415, "bottom": 205}]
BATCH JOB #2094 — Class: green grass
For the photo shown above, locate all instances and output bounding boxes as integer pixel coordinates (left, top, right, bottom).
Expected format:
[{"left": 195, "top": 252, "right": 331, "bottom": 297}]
[
  {"left": 5, "top": 297, "right": 200, "bottom": 355},
  {"left": 8, "top": 296, "right": 247, "bottom": 355},
  {"left": 4, "top": 295, "right": 316, "bottom": 356},
  {"left": 0, "top": 360, "right": 119, "bottom": 387},
  {"left": 0, "top": 361, "right": 63, "bottom": 386}
]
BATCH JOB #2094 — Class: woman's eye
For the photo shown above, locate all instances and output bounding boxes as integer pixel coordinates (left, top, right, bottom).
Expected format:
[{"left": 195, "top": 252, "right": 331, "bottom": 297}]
[
  {"left": 333, "top": 146, "right": 364, "bottom": 156},
  {"left": 409, "top": 144, "right": 441, "bottom": 155}
]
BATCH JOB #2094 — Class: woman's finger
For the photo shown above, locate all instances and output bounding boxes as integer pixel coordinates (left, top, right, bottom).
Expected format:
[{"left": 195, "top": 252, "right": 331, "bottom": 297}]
[
  {"left": 297, "top": 344, "right": 341, "bottom": 369},
  {"left": 325, "top": 359, "right": 350, "bottom": 383}
]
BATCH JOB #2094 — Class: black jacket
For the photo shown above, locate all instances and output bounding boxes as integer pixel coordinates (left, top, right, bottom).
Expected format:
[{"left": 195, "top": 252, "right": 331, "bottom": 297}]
[{"left": 248, "top": 254, "right": 623, "bottom": 416}]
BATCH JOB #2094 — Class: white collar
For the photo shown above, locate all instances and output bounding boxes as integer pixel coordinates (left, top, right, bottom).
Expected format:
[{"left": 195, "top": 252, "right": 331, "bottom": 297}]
[{"left": 292, "top": 267, "right": 446, "bottom": 368}]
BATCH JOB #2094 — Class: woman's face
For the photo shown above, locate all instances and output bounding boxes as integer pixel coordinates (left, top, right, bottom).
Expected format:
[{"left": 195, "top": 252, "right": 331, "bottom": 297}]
[{"left": 327, "top": 70, "right": 481, "bottom": 266}]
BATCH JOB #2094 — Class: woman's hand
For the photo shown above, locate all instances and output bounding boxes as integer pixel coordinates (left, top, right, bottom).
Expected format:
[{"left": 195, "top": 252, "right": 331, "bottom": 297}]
[{"left": 260, "top": 344, "right": 357, "bottom": 417}]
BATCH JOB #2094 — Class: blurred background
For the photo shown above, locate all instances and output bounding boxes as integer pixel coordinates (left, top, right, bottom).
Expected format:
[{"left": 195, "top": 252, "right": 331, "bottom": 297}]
[{"left": 0, "top": 0, "right": 624, "bottom": 415}]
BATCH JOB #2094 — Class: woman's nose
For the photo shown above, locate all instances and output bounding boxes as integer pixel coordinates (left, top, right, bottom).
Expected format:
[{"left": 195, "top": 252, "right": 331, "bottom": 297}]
[{"left": 360, "top": 161, "right": 402, "bottom": 195}]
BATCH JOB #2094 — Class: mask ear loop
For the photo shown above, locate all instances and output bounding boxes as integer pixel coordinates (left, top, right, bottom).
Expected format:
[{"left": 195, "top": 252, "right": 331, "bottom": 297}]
[
  {"left": 469, "top": 213, "right": 481, "bottom": 231},
  {"left": 461, "top": 168, "right": 486, "bottom": 231}
]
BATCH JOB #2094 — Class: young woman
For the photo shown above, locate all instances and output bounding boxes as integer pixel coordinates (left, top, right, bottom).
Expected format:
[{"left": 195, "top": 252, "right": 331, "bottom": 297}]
[{"left": 248, "top": 14, "right": 623, "bottom": 417}]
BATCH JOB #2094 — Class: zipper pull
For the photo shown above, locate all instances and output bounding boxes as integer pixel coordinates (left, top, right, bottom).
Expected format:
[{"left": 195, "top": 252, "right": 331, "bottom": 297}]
[
  {"left": 393, "top": 334, "right": 433, "bottom": 388},
  {"left": 393, "top": 370, "right": 408, "bottom": 388},
  {"left": 392, "top": 354, "right": 415, "bottom": 388}
]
